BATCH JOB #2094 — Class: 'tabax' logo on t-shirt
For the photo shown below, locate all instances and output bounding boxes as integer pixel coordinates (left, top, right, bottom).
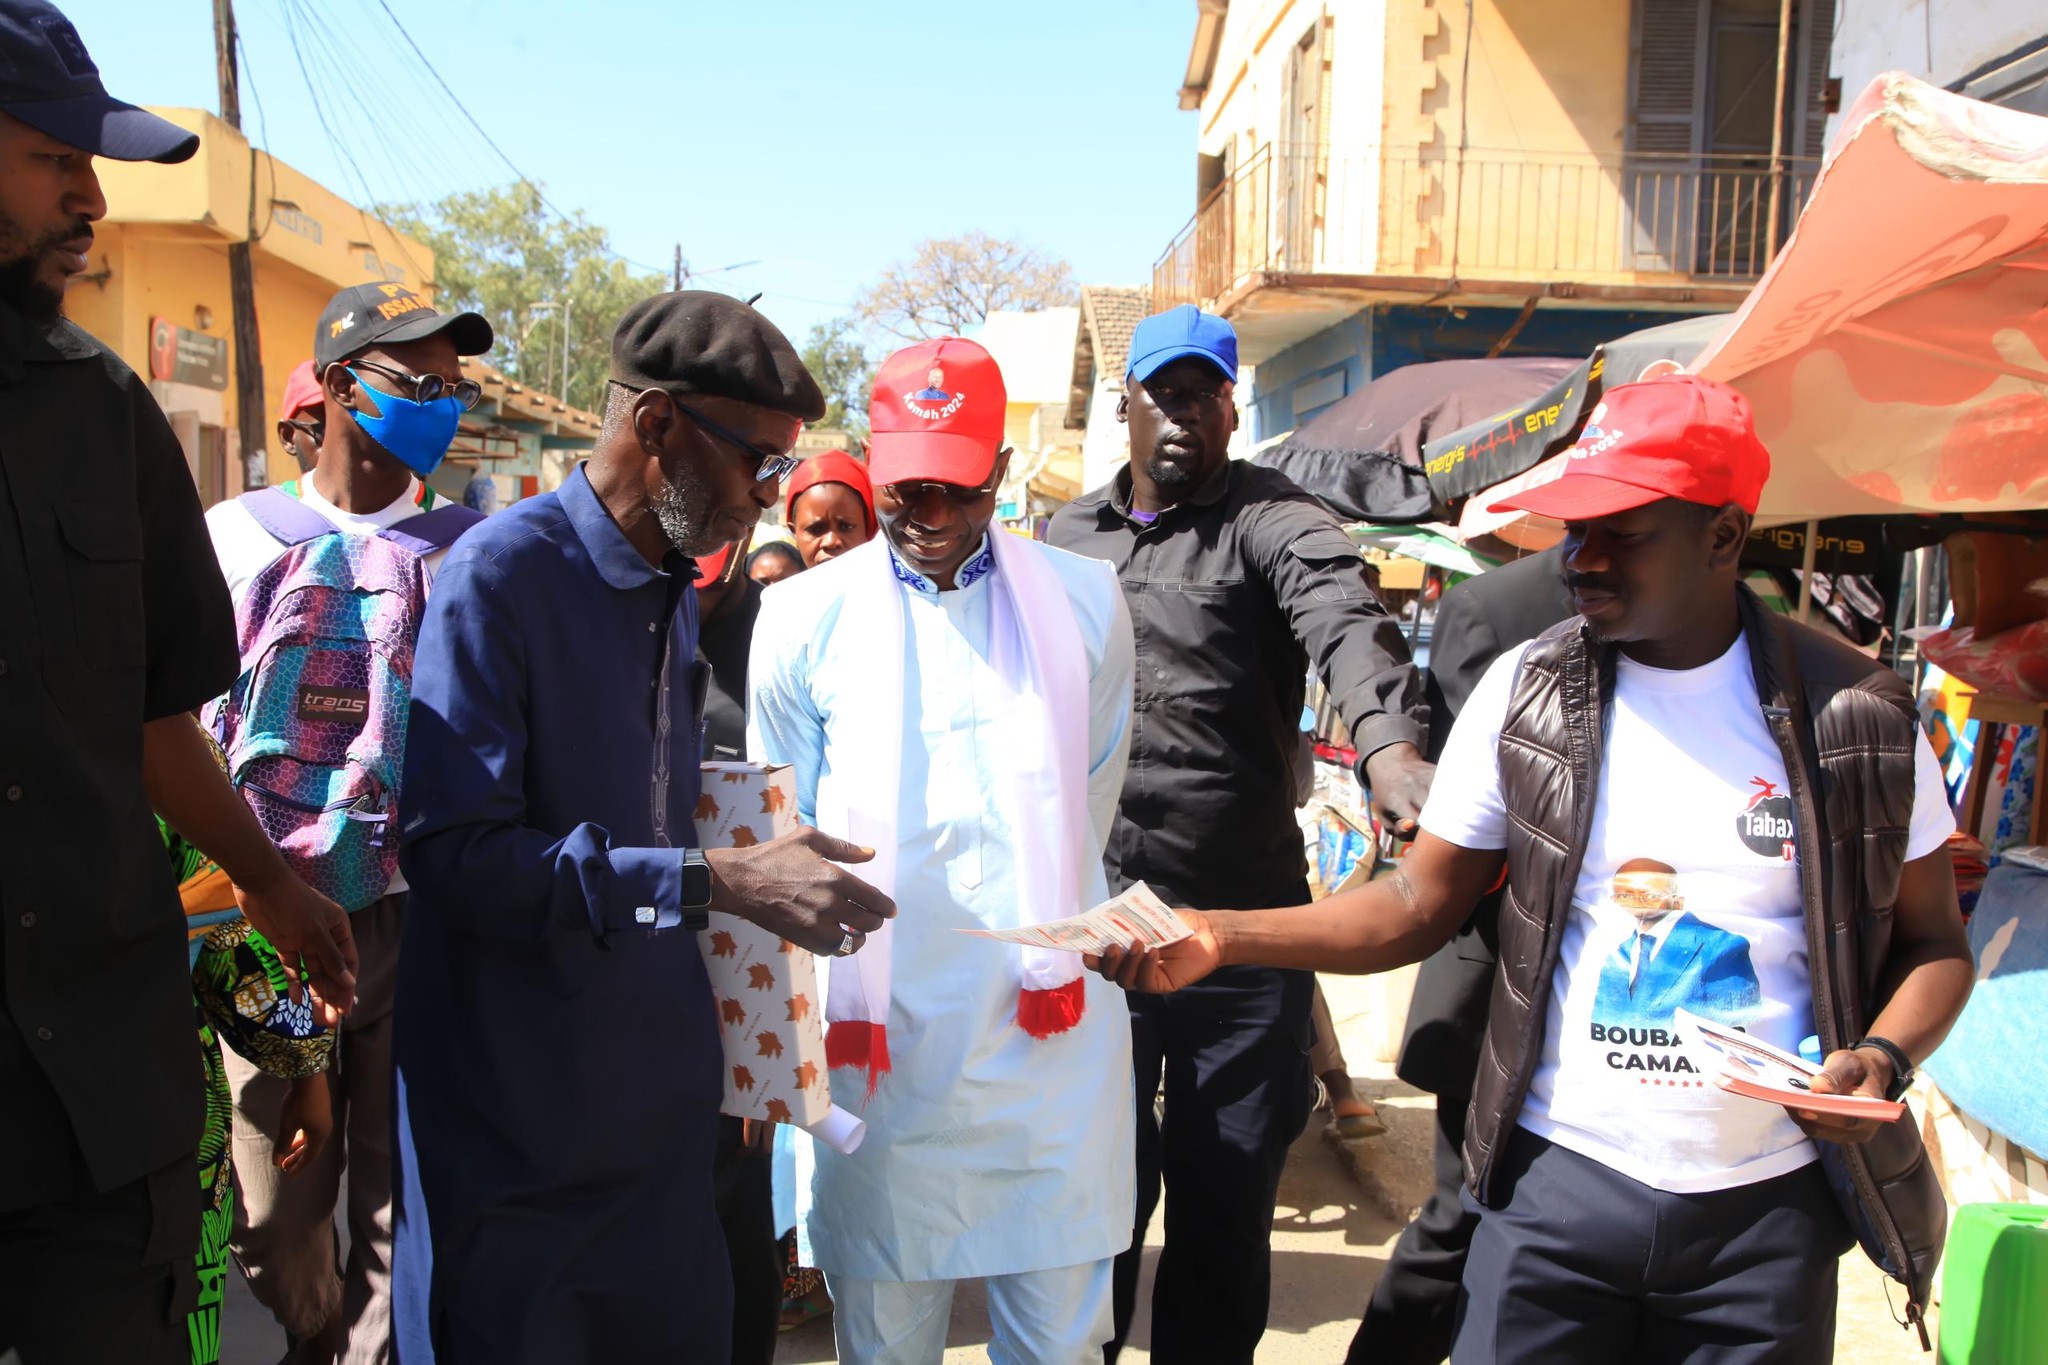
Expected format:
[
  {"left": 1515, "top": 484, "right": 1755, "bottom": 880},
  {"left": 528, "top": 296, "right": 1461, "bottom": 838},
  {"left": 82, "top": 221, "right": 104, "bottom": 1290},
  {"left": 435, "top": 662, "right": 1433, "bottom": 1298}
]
[{"left": 1736, "top": 777, "right": 1796, "bottom": 861}]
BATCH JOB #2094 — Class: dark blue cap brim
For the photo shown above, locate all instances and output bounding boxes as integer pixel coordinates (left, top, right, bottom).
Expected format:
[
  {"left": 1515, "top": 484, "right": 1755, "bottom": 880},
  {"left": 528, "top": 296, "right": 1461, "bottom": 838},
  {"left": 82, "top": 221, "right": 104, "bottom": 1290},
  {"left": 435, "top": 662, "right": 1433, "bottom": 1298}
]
[
  {"left": 2, "top": 94, "right": 199, "bottom": 164},
  {"left": 1128, "top": 343, "right": 1237, "bottom": 384}
]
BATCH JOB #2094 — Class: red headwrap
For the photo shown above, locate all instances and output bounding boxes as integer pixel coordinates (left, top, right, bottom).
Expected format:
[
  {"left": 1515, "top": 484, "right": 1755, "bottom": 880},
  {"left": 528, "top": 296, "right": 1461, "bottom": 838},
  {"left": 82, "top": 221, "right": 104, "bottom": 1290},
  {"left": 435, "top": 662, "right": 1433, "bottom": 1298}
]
[{"left": 784, "top": 451, "right": 877, "bottom": 536}]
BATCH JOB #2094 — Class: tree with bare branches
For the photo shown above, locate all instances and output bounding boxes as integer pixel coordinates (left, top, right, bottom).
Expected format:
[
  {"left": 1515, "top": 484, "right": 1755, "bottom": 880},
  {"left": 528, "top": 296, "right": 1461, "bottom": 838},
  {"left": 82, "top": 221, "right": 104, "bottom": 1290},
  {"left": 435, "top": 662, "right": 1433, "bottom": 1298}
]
[{"left": 856, "top": 232, "right": 1077, "bottom": 340}]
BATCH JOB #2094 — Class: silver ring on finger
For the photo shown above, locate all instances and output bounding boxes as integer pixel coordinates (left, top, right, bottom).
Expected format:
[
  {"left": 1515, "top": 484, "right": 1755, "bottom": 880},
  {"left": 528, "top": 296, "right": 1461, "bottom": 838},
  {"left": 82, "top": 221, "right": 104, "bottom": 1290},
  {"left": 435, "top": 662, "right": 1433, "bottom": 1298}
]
[{"left": 836, "top": 930, "right": 856, "bottom": 957}]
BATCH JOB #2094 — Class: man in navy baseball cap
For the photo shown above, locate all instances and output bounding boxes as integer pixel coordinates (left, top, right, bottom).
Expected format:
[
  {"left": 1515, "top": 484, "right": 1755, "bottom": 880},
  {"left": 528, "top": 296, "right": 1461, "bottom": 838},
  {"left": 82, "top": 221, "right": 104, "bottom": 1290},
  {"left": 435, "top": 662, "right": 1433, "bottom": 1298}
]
[
  {"left": 0, "top": 1, "right": 198, "bottom": 325},
  {"left": 0, "top": 8, "right": 367, "bottom": 1365},
  {"left": 0, "top": 0, "right": 197, "bottom": 163}
]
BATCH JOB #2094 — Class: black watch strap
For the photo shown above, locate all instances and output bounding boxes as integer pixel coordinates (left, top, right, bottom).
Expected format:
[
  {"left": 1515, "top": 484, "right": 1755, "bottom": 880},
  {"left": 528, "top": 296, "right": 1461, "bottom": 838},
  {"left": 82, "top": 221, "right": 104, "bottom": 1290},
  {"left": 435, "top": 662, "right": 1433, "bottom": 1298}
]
[
  {"left": 680, "top": 848, "right": 714, "bottom": 932},
  {"left": 1850, "top": 1035, "right": 1914, "bottom": 1102}
]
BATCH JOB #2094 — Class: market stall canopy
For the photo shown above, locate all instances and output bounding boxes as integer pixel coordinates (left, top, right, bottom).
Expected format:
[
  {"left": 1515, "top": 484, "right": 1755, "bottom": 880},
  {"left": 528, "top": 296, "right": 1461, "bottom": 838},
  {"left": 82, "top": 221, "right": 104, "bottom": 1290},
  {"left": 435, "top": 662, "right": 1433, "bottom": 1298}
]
[
  {"left": 1258, "top": 357, "right": 1578, "bottom": 523},
  {"left": 1691, "top": 73, "right": 2048, "bottom": 520},
  {"left": 1420, "top": 352, "right": 1604, "bottom": 504},
  {"left": 1603, "top": 313, "right": 1729, "bottom": 386},
  {"left": 1421, "top": 314, "right": 1732, "bottom": 507}
]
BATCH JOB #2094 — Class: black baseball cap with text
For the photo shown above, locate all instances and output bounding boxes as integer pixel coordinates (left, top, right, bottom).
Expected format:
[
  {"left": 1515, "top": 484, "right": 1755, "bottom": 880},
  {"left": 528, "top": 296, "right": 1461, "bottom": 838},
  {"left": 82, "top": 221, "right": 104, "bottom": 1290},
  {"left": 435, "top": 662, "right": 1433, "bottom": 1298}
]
[{"left": 314, "top": 282, "right": 493, "bottom": 369}]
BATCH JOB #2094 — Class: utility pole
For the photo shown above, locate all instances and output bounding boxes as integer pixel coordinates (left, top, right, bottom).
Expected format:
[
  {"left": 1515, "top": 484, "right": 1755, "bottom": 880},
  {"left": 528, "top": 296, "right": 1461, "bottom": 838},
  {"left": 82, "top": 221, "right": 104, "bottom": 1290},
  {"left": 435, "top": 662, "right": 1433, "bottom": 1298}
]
[
  {"left": 673, "top": 243, "right": 683, "bottom": 292},
  {"left": 1763, "top": 0, "right": 1795, "bottom": 265},
  {"left": 213, "top": 0, "right": 268, "bottom": 489}
]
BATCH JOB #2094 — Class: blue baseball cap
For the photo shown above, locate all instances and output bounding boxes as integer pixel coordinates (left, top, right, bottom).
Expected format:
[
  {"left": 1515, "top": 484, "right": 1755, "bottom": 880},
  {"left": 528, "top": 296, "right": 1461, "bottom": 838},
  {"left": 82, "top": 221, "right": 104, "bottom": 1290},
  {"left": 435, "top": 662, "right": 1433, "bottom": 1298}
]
[
  {"left": 1126, "top": 304, "right": 1239, "bottom": 384},
  {"left": 0, "top": 0, "right": 199, "bottom": 163}
]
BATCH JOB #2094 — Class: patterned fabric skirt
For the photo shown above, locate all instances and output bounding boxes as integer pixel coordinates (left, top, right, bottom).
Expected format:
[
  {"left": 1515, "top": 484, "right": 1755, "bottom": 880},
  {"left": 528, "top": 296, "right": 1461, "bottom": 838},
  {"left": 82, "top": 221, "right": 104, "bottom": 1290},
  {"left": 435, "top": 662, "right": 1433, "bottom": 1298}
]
[{"left": 189, "top": 1001, "right": 235, "bottom": 1365}]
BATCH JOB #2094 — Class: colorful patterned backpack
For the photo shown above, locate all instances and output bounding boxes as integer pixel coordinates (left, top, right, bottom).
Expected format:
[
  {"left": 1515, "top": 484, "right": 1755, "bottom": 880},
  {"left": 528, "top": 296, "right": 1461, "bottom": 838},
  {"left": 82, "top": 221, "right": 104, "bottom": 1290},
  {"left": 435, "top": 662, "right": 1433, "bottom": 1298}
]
[{"left": 208, "top": 487, "right": 480, "bottom": 912}]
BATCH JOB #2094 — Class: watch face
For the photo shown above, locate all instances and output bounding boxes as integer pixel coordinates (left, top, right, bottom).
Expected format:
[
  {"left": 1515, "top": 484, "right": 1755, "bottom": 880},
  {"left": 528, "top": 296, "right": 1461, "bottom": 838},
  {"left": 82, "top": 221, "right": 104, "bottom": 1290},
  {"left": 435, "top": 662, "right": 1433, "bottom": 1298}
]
[{"left": 682, "top": 855, "right": 715, "bottom": 910}]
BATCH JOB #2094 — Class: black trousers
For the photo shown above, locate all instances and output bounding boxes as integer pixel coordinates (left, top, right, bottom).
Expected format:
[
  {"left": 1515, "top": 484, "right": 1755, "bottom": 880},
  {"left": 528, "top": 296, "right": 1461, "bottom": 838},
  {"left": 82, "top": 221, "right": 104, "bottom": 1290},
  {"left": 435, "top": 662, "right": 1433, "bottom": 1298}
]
[
  {"left": 0, "top": 1156, "right": 198, "bottom": 1365},
  {"left": 1350, "top": 1090, "right": 1479, "bottom": 1365},
  {"left": 1451, "top": 1128, "right": 1853, "bottom": 1364},
  {"left": 712, "top": 1116, "right": 781, "bottom": 1365},
  {"left": 1107, "top": 965, "right": 1316, "bottom": 1365}
]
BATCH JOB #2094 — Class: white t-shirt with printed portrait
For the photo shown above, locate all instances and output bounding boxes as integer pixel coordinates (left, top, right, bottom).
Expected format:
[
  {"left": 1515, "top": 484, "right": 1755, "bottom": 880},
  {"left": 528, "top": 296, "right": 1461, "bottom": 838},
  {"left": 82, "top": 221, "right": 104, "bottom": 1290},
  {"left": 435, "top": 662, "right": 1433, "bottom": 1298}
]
[{"left": 1420, "top": 632, "right": 1955, "bottom": 1193}]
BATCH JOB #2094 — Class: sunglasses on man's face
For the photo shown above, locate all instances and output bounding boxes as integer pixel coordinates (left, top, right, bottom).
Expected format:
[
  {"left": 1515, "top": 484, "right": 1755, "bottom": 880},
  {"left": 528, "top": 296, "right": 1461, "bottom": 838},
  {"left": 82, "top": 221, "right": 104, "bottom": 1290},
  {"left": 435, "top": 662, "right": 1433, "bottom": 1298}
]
[
  {"left": 350, "top": 359, "right": 484, "bottom": 410},
  {"left": 663, "top": 395, "right": 802, "bottom": 483},
  {"left": 878, "top": 453, "right": 1010, "bottom": 508}
]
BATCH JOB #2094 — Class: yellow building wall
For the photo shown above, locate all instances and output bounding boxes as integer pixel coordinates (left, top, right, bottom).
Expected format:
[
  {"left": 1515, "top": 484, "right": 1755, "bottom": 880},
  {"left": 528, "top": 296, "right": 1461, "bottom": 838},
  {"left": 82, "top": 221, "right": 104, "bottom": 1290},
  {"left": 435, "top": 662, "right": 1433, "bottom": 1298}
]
[
  {"left": 70, "top": 109, "right": 435, "bottom": 492},
  {"left": 1181, "top": 0, "right": 1642, "bottom": 283},
  {"left": 94, "top": 110, "right": 429, "bottom": 286},
  {"left": 1383, "top": 0, "right": 1631, "bottom": 160},
  {"left": 1380, "top": 0, "right": 1638, "bottom": 278},
  {"left": 1003, "top": 401, "right": 1037, "bottom": 459}
]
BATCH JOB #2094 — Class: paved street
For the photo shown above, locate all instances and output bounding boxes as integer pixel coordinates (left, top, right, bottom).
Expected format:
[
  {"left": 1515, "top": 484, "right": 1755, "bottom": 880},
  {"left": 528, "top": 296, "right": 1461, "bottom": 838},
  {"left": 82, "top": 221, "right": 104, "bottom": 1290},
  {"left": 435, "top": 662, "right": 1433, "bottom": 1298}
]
[
  {"left": 218, "top": 975, "right": 1936, "bottom": 1363},
  {"left": 775, "top": 1114, "right": 1403, "bottom": 1364}
]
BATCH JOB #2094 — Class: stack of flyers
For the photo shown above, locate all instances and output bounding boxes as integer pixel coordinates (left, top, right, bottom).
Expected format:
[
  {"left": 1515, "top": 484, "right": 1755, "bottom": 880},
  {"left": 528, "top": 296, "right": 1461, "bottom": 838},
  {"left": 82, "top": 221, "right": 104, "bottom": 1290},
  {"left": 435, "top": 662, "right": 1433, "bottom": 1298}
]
[
  {"left": 1673, "top": 1009, "right": 1906, "bottom": 1123},
  {"left": 957, "top": 882, "right": 1191, "bottom": 954}
]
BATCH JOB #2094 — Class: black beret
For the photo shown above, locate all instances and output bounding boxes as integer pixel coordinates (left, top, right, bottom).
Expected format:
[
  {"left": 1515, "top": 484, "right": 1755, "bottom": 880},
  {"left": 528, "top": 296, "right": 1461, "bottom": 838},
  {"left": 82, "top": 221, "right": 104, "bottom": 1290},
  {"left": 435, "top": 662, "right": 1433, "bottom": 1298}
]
[{"left": 610, "top": 291, "right": 825, "bottom": 422}]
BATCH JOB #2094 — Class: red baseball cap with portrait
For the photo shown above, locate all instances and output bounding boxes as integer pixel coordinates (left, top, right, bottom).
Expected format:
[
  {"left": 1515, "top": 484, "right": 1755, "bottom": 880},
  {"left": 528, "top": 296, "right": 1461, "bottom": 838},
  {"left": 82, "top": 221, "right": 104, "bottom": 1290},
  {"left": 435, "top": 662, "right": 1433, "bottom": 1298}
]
[
  {"left": 1488, "top": 375, "right": 1771, "bottom": 519},
  {"left": 866, "top": 337, "right": 1008, "bottom": 488}
]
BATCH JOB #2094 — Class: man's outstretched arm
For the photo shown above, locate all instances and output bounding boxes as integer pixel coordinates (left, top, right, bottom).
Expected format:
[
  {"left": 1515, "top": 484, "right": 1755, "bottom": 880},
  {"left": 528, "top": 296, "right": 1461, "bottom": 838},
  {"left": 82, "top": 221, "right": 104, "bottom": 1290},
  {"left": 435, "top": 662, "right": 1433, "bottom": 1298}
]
[{"left": 1091, "top": 831, "right": 1504, "bottom": 992}]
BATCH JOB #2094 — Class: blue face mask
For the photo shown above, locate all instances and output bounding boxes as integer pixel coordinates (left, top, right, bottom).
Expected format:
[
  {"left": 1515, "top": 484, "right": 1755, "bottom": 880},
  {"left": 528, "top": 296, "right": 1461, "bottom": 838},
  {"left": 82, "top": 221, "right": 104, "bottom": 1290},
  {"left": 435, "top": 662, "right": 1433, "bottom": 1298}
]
[{"left": 345, "top": 367, "right": 462, "bottom": 477}]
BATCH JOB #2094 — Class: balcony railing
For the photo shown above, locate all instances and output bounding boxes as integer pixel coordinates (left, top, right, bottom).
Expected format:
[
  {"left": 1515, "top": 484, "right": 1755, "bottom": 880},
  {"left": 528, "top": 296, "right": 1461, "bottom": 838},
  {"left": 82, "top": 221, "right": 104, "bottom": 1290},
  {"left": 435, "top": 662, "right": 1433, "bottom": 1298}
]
[{"left": 1152, "top": 145, "right": 1820, "bottom": 313}]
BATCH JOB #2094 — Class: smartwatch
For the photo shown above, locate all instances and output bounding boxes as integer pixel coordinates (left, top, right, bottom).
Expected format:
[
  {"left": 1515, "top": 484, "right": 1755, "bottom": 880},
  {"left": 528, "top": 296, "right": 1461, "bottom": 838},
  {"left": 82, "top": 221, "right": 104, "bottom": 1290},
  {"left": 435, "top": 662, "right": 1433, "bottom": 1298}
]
[
  {"left": 680, "top": 848, "right": 714, "bottom": 932},
  {"left": 1851, "top": 1035, "right": 1915, "bottom": 1103}
]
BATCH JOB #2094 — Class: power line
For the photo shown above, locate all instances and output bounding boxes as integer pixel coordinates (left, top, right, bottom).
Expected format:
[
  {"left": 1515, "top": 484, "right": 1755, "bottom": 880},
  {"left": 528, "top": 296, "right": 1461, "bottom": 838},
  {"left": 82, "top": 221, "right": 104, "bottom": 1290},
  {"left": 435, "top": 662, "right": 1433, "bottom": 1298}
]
[
  {"left": 259, "top": 0, "right": 699, "bottom": 299},
  {"left": 289, "top": 0, "right": 457, "bottom": 209},
  {"left": 273, "top": 0, "right": 431, "bottom": 283},
  {"left": 364, "top": 0, "right": 669, "bottom": 278}
]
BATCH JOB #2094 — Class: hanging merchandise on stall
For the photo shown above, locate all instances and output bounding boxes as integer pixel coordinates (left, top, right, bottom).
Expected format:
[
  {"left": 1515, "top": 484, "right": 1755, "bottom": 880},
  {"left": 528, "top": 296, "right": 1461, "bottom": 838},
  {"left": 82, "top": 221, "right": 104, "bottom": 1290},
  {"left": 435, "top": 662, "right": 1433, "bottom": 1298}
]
[
  {"left": 1921, "top": 516, "right": 2048, "bottom": 702},
  {"left": 1346, "top": 524, "right": 1501, "bottom": 580},
  {"left": 1256, "top": 357, "right": 1578, "bottom": 523}
]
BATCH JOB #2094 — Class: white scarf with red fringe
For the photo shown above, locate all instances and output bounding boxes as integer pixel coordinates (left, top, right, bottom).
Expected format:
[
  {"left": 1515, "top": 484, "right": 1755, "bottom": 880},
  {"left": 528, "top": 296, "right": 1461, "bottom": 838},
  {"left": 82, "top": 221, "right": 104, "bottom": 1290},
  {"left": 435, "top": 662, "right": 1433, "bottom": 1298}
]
[{"left": 816, "top": 532, "right": 1092, "bottom": 1099}]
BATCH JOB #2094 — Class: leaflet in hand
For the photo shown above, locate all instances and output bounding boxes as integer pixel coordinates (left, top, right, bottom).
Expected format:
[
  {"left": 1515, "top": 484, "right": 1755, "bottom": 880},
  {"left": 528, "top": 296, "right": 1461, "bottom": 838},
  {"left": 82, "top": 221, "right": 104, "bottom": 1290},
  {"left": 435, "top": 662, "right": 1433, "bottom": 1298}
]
[
  {"left": 958, "top": 882, "right": 1191, "bottom": 954},
  {"left": 1673, "top": 1009, "right": 1906, "bottom": 1123}
]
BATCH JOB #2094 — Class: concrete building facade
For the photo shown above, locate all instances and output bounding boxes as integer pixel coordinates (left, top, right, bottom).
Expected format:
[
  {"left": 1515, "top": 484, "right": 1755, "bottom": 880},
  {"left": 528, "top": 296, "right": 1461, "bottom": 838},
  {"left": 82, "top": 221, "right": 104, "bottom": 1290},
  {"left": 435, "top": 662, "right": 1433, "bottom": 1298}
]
[
  {"left": 1157, "top": 0, "right": 1839, "bottom": 444},
  {"left": 1828, "top": 0, "right": 2047, "bottom": 137},
  {"left": 70, "top": 108, "right": 594, "bottom": 508}
]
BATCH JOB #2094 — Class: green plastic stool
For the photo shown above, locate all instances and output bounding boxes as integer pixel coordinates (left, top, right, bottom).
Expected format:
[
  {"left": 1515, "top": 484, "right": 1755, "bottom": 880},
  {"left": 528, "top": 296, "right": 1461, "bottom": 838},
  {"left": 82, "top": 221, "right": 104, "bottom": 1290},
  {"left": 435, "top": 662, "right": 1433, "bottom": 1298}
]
[{"left": 1939, "top": 1203, "right": 2048, "bottom": 1364}]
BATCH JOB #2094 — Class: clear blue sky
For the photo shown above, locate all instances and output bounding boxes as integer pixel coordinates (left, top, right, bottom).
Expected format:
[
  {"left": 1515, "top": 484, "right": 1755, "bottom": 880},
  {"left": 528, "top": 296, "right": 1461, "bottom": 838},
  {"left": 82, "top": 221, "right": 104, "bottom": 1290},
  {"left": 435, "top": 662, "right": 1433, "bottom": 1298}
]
[{"left": 70, "top": 0, "right": 1202, "bottom": 345}]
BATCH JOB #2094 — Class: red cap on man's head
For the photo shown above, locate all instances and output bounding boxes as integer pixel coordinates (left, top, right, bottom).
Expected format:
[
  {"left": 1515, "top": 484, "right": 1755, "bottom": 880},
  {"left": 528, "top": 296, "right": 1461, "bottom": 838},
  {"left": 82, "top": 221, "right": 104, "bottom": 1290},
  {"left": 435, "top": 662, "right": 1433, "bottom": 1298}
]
[
  {"left": 280, "top": 360, "right": 324, "bottom": 421},
  {"left": 866, "top": 337, "right": 1007, "bottom": 488},
  {"left": 1488, "top": 376, "right": 1770, "bottom": 520}
]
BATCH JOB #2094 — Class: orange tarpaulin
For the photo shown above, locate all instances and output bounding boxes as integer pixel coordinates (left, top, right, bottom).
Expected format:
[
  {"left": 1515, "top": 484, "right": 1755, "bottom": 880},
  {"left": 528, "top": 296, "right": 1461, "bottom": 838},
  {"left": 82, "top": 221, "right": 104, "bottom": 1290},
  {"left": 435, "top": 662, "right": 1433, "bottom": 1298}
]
[
  {"left": 1691, "top": 73, "right": 2048, "bottom": 521},
  {"left": 1466, "top": 74, "right": 2048, "bottom": 541}
]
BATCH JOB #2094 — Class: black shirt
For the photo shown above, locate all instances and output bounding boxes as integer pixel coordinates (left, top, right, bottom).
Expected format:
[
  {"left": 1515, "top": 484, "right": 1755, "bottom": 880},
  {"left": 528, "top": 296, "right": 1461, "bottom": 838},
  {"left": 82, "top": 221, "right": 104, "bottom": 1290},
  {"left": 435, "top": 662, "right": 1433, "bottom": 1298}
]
[
  {"left": 1047, "top": 460, "right": 1425, "bottom": 910},
  {"left": 0, "top": 303, "right": 238, "bottom": 1209},
  {"left": 697, "top": 574, "right": 763, "bottom": 761}
]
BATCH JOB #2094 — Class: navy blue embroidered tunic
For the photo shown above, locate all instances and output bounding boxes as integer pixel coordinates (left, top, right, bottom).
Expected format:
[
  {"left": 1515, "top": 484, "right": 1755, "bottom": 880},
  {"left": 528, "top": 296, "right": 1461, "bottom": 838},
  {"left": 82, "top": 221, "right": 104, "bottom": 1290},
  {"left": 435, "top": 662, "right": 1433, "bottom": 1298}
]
[{"left": 391, "top": 464, "right": 724, "bottom": 1362}]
